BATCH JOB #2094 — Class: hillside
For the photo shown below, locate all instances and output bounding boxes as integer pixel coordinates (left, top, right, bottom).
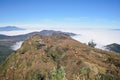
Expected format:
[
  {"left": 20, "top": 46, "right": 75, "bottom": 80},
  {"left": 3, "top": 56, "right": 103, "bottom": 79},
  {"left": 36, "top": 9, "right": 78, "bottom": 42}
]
[
  {"left": 0, "top": 30, "right": 76, "bottom": 64},
  {"left": 0, "top": 34, "right": 120, "bottom": 80}
]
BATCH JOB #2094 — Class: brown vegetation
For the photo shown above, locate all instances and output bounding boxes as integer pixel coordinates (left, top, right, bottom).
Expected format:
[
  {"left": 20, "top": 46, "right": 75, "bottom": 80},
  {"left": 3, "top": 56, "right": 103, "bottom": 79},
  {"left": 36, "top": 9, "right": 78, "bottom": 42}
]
[{"left": 0, "top": 34, "right": 120, "bottom": 80}]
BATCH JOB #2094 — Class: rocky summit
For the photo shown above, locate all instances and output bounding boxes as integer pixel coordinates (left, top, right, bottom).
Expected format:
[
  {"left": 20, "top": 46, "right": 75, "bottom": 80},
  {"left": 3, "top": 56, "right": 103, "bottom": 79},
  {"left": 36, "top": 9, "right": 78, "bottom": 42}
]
[{"left": 0, "top": 34, "right": 120, "bottom": 80}]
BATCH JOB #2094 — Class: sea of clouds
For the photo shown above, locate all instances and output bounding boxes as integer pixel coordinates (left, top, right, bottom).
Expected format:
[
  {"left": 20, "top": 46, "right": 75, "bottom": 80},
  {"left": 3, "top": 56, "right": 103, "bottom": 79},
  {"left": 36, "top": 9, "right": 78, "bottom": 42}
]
[
  {"left": 0, "top": 29, "right": 120, "bottom": 50},
  {"left": 70, "top": 29, "right": 120, "bottom": 49}
]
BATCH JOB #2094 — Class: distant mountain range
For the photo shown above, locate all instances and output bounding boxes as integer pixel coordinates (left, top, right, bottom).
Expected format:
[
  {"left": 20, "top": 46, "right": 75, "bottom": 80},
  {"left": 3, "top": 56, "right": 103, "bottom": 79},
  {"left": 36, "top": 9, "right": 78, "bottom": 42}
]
[
  {"left": 0, "top": 26, "right": 25, "bottom": 31},
  {"left": 0, "top": 30, "right": 76, "bottom": 41}
]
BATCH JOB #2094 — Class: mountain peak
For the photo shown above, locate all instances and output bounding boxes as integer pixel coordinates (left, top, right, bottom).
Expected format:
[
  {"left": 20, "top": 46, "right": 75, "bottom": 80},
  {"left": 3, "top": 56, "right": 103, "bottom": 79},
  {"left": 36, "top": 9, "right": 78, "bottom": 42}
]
[
  {"left": 39, "top": 30, "right": 76, "bottom": 36},
  {"left": 0, "top": 26, "right": 25, "bottom": 31},
  {"left": 18, "top": 34, "right": 71, "bottom": 54},
  {"left": 105, "top": 43, "right": 120, "bottom": 54}
]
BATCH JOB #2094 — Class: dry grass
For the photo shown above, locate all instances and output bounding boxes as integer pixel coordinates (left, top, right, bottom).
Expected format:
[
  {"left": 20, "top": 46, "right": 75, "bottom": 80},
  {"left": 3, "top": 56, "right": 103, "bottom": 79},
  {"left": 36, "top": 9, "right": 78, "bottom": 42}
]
[{"left": 0, "top": 34, "right": 120, "bottom": 80}]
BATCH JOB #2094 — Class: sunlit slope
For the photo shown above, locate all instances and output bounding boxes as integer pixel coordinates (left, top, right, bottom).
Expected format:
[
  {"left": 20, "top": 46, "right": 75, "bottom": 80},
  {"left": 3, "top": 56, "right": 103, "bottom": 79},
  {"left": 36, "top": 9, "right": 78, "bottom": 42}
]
[{"left": 0, "top": 34, "right": 120, "bottom": 80}]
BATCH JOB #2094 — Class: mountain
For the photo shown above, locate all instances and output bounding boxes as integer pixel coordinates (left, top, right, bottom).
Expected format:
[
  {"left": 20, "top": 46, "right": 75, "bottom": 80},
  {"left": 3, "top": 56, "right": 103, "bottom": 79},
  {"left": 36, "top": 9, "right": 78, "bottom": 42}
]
[
  {"left": 0, "top": 30, "right": 76, "bottom": 45},
  {"left": 0, "top": 30, "right": 76, "bottom": 46},
  {"left": 0, "top": 30, "right": 76, "bottom": 64},
  {"left": 0, "top": 45, "right": 13, "bottom": 64},
  {"left": 0, "top": 26, "right": 25, "bottom": 31},
  {"left": 0, "top": 34, "right": 10, "bottom": 39},
  {"left": 105, "top": 43, "right": 120, "bottom": 54},
  {"left": 0, "top": 30, "right": 76, "bottom": 40},
  {"left": 38, "top": 30, "right": 76, "bottom": 36},
  {"left": 0, "top": 34, "right": 120, "bottom": 80}
]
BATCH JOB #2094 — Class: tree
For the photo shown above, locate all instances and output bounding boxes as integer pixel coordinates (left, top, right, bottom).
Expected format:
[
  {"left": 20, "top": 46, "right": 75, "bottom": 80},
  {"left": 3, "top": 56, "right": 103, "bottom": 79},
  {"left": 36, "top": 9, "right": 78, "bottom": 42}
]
[{"left": 88, "top": 40, "right": 96, "bottom": 48}]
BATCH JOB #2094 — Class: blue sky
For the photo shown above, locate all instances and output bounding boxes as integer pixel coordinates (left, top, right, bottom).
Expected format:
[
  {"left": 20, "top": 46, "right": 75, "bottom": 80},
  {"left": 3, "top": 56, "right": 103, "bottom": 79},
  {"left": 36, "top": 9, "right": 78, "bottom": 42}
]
[{"left": 0, "top": 0, "right": 120, "bottom": 30}]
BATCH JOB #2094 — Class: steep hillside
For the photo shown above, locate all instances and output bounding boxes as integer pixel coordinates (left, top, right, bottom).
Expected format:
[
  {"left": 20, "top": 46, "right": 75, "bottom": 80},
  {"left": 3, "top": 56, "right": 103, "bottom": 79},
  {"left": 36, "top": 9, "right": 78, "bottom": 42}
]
[
  {"left": 0, "top": 30, "right": 76, "bottom": 64},
  {"left": 0, "top": 34, "right": 120, "bottom": 80},
  {"left": 0, "top": 45, "right": 13, "bottom": 64}
]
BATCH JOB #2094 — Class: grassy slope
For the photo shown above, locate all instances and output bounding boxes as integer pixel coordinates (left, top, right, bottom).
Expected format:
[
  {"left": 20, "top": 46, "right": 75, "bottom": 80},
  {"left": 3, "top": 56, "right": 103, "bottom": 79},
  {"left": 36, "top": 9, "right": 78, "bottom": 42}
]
[
  {"left": 0, "top": 30, "right": 76, "bottom": 65},
  {"left": 0, "top": 34, "right": 120, "bottom": 80}
]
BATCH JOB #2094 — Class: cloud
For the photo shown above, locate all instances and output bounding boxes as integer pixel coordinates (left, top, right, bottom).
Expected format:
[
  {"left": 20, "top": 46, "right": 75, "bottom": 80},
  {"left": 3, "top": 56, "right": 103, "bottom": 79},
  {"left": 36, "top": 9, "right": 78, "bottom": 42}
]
[
  {"left": 71, "top": 29, "right": 120, "bottom": 49},
  {"left": 11, "top": 41, "right": 23, "bottom": 50}
]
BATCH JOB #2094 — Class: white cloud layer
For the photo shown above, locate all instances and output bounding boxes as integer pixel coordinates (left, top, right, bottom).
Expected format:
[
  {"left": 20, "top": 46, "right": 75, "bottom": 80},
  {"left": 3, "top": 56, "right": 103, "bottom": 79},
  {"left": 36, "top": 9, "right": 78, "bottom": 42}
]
[
  {"left": 0, "top": 29, "right": 120, "bottom": 50},
  {"left": 11, "top": 41, "right": 23, "bottom": 50},
  {"left": 71, "top": 29, "right": 120, "bottom": 49}
]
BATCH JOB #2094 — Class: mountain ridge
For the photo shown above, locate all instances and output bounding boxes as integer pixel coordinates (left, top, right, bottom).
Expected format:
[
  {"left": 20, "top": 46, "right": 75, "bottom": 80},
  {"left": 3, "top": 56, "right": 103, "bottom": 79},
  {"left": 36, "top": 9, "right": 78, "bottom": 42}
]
[
  {"left": 0, "top": 34, "right": 120, "bottom": 80},
  {"left": 0, "top": 30, "right": 76, "bottom": 64}
]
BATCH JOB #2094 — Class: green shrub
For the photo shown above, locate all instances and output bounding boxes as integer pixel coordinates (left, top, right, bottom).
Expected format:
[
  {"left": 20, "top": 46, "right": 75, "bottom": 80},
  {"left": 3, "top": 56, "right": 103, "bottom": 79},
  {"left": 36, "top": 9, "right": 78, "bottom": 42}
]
[
  {"left": 95, "top": 73, "right": 120, "bottom": 80},
  {"left": 52, "top": 66, "right": 66, "bottom": 80}
]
